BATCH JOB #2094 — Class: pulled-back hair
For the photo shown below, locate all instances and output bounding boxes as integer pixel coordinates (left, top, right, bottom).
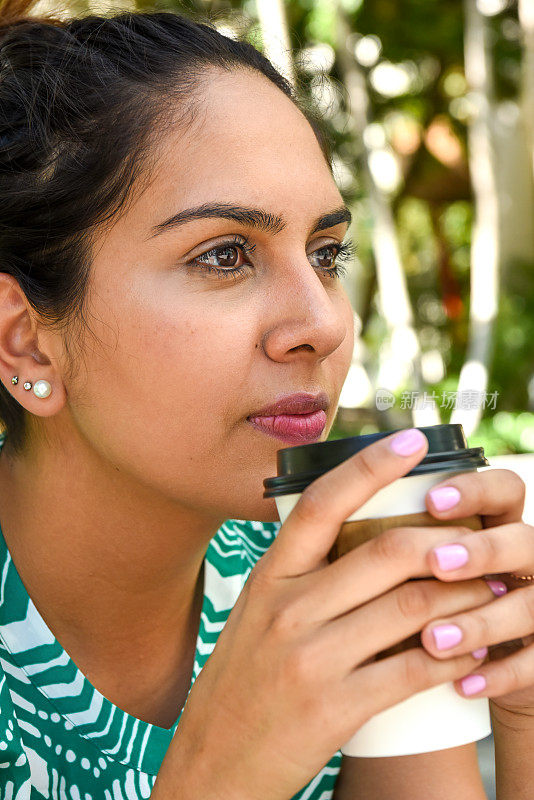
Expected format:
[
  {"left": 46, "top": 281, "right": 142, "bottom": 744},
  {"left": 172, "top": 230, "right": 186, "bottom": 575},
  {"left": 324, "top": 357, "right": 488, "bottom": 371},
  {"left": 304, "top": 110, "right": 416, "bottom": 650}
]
[{"left": 0, "top": 0, "right": 331, "bottom": 453}]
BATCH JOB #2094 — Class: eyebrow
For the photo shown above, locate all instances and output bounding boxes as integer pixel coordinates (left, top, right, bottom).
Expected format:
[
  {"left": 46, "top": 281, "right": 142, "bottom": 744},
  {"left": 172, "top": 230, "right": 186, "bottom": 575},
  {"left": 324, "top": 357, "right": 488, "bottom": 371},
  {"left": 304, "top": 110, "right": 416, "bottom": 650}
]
[{"left": 148, "top": 203, "right": 352, "bottom": 238}]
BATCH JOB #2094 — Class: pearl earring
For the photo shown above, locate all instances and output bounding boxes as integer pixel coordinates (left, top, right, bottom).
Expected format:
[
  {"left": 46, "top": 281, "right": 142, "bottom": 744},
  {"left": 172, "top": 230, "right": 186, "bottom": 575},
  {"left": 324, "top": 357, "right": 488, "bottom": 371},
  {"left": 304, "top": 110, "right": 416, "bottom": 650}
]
[
  {"left": 11, "top": 377, "right": 52, "bottom": 398},
  {"left": 32, "top": 380, "right": 52, "bottom": 399}
]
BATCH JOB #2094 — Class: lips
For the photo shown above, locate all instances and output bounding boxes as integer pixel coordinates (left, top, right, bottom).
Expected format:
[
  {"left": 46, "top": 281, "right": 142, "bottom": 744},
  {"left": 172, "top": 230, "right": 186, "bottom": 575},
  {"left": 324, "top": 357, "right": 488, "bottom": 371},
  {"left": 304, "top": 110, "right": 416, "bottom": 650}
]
[{"left": 247, "top": 392, "right": 329, "bottom": 445}]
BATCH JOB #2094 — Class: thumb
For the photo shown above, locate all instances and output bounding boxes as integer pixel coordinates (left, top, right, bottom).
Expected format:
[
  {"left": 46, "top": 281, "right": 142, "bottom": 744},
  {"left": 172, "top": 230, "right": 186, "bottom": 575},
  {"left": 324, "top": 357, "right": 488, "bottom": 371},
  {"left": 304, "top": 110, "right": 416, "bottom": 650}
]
[{"left": 264, "top": 429, "right": 428, "bottom": 578}]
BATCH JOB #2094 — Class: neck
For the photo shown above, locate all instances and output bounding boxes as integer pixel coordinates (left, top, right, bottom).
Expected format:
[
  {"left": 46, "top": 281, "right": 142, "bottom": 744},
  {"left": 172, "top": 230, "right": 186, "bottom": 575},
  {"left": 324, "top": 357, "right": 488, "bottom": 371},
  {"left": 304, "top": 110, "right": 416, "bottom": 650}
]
[{"left": 0, "top": 421, "right": 223, "bottom": 672}]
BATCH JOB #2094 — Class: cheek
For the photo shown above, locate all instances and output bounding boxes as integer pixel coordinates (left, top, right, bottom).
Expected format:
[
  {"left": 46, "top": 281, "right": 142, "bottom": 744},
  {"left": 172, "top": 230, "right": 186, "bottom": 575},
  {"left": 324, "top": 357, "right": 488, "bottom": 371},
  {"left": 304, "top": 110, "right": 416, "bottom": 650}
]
[
  {"left": 65, "top": 292, "right": 260, "bottom": 501},
  {"left": 122, "top": 304, "right": 253, "bottom": 418},
  {"left": 72, "top": 284, "right": 255, "bottom": 441},
  {"left": 332, "top": 295, "right": 355, "bottom": 378}
]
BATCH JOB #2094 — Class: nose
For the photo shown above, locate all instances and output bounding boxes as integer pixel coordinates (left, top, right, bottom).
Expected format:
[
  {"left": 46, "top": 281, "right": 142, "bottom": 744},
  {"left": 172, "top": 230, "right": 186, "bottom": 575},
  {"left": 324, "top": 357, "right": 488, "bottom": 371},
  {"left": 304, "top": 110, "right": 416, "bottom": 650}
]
[{"left": 261, "top": 263, "right": 348, "bottom": 364}]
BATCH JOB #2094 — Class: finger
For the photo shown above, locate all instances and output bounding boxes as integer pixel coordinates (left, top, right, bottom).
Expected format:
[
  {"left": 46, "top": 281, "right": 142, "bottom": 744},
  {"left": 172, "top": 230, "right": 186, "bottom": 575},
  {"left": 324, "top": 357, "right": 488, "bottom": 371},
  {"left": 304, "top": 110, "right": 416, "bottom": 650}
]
[
  {"left": 420, "top": 584, "right": 534, "bottom": 661},
  {"left": 426, "top": 522, "right": 534, "bottom": 584},
  {"left": 292, "top": 524, "right": 490, "bottom": 622},
  {"left": 451, "top": 639, "right": 534, "bottom": 700},
  {"left": 264, "top": 428, "right": 428, "bottom": 577},
  {"left": 342, "top": 647, "right": 489, "bottom": 734},
  {"left": 319, "top": 578, "right": 497, "bottom": 672},
  {"left": 425, "top": 469, "right": 525, "bottom": 527}
]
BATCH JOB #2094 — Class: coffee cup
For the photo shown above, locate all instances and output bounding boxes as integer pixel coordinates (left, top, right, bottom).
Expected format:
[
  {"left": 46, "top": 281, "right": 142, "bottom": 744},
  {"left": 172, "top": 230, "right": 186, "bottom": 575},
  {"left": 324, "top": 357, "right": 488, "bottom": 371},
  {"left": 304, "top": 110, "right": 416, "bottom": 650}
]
[{"left": 264, "top": 424, "right": 491, "bottom": 757}]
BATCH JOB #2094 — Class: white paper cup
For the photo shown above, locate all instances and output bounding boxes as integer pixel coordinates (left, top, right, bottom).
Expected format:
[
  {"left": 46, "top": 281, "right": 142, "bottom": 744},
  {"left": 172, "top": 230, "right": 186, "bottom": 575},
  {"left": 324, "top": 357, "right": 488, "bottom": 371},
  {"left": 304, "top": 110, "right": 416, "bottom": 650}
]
[{"left": 266, "top": 425, "right": 492, "bottom": 757}]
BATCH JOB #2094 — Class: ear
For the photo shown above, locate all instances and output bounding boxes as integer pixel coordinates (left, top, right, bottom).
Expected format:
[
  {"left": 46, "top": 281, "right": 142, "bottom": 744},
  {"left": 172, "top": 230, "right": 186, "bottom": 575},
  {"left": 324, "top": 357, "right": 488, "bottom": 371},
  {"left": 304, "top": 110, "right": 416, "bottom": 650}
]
[{"left": 0, "top": 273, "right": 67, "bottom": 417}]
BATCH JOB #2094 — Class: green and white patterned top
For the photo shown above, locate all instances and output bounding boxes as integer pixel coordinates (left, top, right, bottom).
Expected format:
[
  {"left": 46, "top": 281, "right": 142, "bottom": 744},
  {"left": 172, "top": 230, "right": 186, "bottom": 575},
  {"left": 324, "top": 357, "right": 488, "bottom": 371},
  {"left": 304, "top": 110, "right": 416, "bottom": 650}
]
[{"left": 0, "top": 437, "right": 341, "bottom": 799}]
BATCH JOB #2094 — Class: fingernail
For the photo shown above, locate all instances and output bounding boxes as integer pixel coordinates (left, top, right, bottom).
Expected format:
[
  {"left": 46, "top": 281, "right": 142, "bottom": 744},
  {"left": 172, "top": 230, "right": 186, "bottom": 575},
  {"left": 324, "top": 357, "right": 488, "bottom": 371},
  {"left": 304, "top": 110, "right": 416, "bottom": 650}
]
[
  {"left": 429, "top": 486, "right": 461, "bottom": 512},
  {"left": 461, "top": 674, "right": 487, "bottom": 696},
  {"left": 487, "top": 580, "right": 508, "bottom": 597},
  {"left": 433, "top": 544, "right": 469, "bottom": 571},
  {"left": 432, "top": 624, "right": 463, "bottom": 650},
  {"left": 389, "top": 428, "right": 427, "bottom": 456},
  {"left": 472, "top": 647, "right": 488, "bottom": 659}
]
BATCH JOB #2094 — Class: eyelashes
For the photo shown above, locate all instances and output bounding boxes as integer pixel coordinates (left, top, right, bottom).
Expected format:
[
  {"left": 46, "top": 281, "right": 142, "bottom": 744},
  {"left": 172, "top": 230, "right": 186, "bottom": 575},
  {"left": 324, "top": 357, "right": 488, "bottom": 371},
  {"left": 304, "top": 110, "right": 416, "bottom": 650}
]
[
  {"left": 186, "top": 235, "right": 357, "bottom": 281},
  {"left": 322, "top": 240, "right": 357, "bottom": 275}
]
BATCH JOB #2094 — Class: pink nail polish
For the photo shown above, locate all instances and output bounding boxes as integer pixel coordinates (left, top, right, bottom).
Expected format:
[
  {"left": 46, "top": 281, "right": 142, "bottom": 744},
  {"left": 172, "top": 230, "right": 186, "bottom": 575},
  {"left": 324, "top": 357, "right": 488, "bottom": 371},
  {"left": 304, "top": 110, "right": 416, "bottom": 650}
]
[
  {"left": 472, "top": 647, "right": 488, "bottom": 659},
  {"left": 432, "top": 624, "right": 463, "bottom": 650},
  {"left": 461, "top": 674, "right": 487, "bottom": 696},
  {"left": 487, "top": 580, "right": 508, "bottom": 597},
  {"left": 389, "top": 428, "right": 427, "bottom": 456},
  {"left": 429, "top": 486, "right": 461, "bottom": 512},
  {"left": 433, "top": 544, "right": 469, "bottom": 571}
]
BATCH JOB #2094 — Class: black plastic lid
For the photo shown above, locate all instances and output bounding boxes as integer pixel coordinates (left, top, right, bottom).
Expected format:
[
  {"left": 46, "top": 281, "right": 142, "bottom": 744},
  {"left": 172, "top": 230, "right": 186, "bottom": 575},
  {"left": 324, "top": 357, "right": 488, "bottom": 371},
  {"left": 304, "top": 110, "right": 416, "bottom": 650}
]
[{"left": 263, "top": 424, "right": 488, "bottom": 498}]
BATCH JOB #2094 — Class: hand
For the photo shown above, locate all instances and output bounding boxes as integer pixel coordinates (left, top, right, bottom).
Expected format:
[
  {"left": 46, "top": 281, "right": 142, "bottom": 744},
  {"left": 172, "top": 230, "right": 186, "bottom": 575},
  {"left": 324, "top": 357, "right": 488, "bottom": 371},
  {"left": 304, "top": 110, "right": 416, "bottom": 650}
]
[
  {"left": 414, "top": 467, "right": 534, "bottom": 718},
  {"left": 154, "top": 430, "right": 497, "bottom": 800}
]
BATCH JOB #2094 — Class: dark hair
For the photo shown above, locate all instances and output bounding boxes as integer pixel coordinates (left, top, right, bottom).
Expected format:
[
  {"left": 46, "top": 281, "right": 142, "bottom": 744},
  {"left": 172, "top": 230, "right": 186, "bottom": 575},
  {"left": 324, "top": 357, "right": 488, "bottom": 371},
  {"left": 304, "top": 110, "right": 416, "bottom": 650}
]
[{"left": 0, "top": 0, "right": 332, "bottom": 453}]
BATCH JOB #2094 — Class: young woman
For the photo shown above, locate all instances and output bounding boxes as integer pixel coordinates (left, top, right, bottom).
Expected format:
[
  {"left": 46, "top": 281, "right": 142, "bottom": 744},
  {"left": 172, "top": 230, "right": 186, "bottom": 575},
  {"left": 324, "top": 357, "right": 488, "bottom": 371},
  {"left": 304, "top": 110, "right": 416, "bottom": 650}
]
[{"left": 0, "top": 2, "right": 533, "bottom": 798}]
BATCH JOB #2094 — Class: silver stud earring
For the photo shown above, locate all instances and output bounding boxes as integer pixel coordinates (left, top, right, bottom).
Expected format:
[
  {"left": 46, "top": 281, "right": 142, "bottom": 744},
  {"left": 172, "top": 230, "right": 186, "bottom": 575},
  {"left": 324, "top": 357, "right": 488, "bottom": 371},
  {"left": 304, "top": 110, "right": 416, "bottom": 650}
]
[
  {"left": 11, "top": 376, "right": 18, "bottom": 385},
  {"left": 23, "top": 381, "right": 32, "bottom": 391}
]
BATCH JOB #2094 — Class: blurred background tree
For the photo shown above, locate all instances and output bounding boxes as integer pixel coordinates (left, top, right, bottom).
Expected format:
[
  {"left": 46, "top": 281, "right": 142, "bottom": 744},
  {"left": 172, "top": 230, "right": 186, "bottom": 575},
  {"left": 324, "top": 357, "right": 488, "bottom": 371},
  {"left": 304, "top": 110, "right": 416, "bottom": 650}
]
[{"left": 35, "top": 0, "right": 534, "bottom": 456}]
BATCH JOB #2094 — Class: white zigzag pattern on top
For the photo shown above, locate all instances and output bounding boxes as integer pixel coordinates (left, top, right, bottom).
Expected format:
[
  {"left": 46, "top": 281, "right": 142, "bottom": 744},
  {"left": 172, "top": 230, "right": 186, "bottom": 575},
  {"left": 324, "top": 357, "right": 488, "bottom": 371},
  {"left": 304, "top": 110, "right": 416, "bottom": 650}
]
[
  {"left": 208, "top": 536, "right": 243, "bottom": 561},
  {"left": 1, "top": 601, "right": 55, "bottom": 653},
  {"left": 199, "top": 612, "right": 225, "bottom": 634},
  {"left": 8, "top": 691, "right": 36, "bottom": 715},
  {"left": 24, "top": 650, "right": 70, "bottom": 676},
  {"left": 106, "top": 712, "right": 128, "bottom": 756},
  {"left": 85, "top": 703, "right": 116, "bottom": 739},
  {"left": 197, "top": 639, "right": 217, "bottom": 657},
  {"left": 136, "top": 723, "right": 151, "bottom": 771},
  {"left": 204, "top": 560, "right": 245, "bottom": 613},
  {"left": 213, "top": 526, "right": 245, "bottom": 550},
  {"left": 297, "top": 767, "right": 341, "bottom": 800},
  {"left": 124, "top": 718, "right": 140, "bottom": 764},
  {"left": 40, "top": 669, "right": 84, "bottom": 699},
  {"left": 233, "top": 519, "right": 280, "bottom": 538},
  {"left": 0, "top": 551, "right": 10, "bottom": 605},
  {"left": 64, "top": 690, "right": 104, "bottom": 727},
  {"left": 0, "top": 657, "right": 31, "bottom": 684}
]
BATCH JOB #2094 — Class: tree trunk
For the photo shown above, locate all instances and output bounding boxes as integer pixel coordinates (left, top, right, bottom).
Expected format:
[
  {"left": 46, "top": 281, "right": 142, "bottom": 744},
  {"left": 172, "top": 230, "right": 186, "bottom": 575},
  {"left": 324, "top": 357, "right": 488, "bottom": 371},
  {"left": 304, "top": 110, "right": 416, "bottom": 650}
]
[
  {"left": 255, "top": 0, "right": 295, "bottom": 86},
  {"left": 451, "top": 0, "right": 499, "bottom": 437},
  {"left": 494, "top": 0, "right": 534, "bottom": 282},
  {"left": 519, "top": 0, "right": 534, "bottom": 177},
  {"left": 334, "top": 5, "right": 439, "bottom": 425}
]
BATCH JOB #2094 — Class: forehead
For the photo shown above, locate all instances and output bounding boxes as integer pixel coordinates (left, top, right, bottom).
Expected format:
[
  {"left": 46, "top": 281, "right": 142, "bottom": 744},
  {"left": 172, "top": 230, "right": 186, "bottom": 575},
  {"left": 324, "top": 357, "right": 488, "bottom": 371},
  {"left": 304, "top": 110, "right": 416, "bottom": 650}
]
[{"left": 142, "top": 68, "right": 340, "bottom": 224}]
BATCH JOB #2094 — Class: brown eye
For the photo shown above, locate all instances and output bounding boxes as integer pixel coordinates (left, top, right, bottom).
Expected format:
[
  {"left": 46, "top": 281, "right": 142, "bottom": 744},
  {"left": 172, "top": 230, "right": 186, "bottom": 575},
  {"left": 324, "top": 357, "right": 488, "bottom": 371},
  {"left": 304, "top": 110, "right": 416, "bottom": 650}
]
[
  {"left": 214, "top": 246, "right": 239, "bottom": 267},
  {"left": 186, "top": 236, "right": 256, "bottom": 280},
  {"left": 310, "top": 245, "right": 338, "bottom": 269},
  {"left": 195, "top": 244, "right": 246, "bottom": 269}
]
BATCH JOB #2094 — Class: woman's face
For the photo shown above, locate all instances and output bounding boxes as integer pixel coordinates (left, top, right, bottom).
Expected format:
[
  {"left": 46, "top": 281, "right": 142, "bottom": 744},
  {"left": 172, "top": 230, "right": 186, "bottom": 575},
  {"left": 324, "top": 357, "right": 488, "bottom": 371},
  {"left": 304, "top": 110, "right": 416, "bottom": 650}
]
[{"left": 65, "top": 68, "right": 354, "bottom": 523}]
